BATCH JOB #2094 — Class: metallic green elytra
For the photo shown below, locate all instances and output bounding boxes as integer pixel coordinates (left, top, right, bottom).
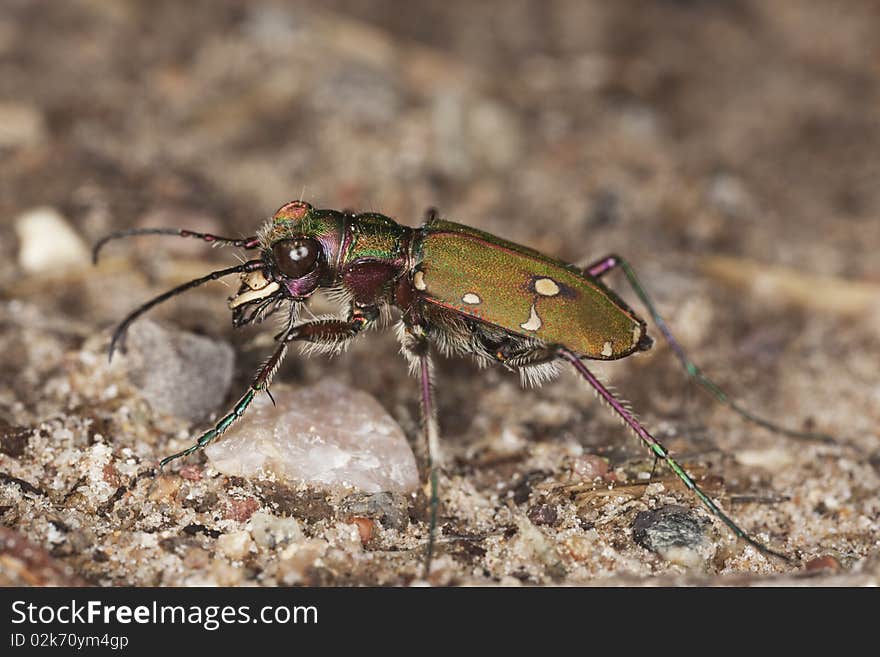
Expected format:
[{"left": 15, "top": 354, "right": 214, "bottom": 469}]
[
  {"left": 95, "top": 199, "right": 834, "bottom": 573},
  {"left": 416, "top": 219, "right": 648, "bottom": 360}
]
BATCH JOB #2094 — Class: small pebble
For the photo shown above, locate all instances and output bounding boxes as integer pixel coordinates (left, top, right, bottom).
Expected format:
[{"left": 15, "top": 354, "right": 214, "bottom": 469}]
[
  {"left": 147, "top": 474, "right": 182, "bottom": 502},
  {"left": 182, "top": 546, "right": 210, "bottom": 569},
  {"left": 349, "top": 517, "right": 374, "bottom": 545},
  {"left": 15, "top": 207, "right": 90, "bottom": 273},
  {"left": 0, "top": 102, "right": 46, "bottom": 148},
  {"left": 215, "top": 530, "right": 254, "bottom": 560},
  {"left": 249, "top": 511, "right": 303, "bottom": 550},
  {"left": 571, "top": 454, "right": 609, "bottom": 480},
  {"left": 277, "top": 540, "right": 325, "bottom": 585},
  {"left": 339, "top": 491, "right": 409, "bottom": 529},
  {"left": 211, "top": 559, "right": 244, "bottom": 586},
  {"left": 223, "top": 497, "right": 259, "bottom": 522},
  {"left": 804, "top": 555, "right": 841, "bottom": 573},
  {"left": 632, "top": 505, "right": 711, "bottom": 568},
  {"left": 734, "top": 447, "right": 794, "bottom": 470},
  {"left": 178, "top": 464, "right": 202, "bottom": 481},
  {"left": 527, "top": 503, "right": 559, "bottom": 527},
  {"left": 0, "top": 419, "right": 30, "bottom": 458},
  {"left": 206, "top": 380, "right": 418, "bottom": 493},
  {"left": 119, "top": 319, "right": 234, "bottom": 423}
]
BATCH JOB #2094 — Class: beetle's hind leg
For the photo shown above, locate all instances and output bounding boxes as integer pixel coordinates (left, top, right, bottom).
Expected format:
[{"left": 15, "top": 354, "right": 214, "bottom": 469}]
[
  {"left": 583, "top": 253, "right": 835, "bottom": 443},
  {"left": 556, "top": 346, "right": 789, "bottom": 563}
]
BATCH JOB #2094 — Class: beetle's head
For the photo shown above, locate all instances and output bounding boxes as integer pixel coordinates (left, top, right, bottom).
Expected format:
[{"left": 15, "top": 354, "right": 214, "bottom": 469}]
[{"left": 228, "top": 200, "right": 344, "bottom": 326}]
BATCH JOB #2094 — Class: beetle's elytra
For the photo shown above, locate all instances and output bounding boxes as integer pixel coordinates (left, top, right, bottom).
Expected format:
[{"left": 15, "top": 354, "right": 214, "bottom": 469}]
[{"left": 94, "top": 199, "right": 831, "bottom": 568}]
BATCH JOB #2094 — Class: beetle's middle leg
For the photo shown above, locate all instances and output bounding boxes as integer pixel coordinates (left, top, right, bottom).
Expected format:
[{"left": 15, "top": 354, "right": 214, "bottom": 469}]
[
  {"left": 582, "top": 253, "right": 835, "bottom": 443},
  {"left": 160, "top": 308, "right": 376, "bottom": 467},
  {"left": 399, "top": 322, "right": 443, "bottom": 574}
]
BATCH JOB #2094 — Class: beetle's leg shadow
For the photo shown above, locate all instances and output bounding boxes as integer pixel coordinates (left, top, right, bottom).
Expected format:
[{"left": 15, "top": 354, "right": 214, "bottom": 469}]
[{"left": 582, "top": 253, "right": 836, "bottom": 444}]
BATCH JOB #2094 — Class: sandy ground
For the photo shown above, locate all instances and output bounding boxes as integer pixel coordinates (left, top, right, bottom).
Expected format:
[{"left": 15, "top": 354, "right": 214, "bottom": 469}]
[{"left": 1, "top": 0, "right": 878, "bottom": 586}]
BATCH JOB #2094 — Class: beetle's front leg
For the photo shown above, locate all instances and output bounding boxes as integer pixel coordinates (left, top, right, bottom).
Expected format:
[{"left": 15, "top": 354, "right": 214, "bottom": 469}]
[
  {"left": 284, "top": 306, "right": 377, "bottom": 353},
  {"left": 159, "top": 309, "right": 376, "bottom": 468},
  {"left": 159, "top": 330, "right": 291, "bottom": 467}
]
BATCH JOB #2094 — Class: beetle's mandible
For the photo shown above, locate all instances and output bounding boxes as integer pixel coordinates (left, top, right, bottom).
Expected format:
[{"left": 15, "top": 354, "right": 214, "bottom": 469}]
[{"left": 94, "top": 200, "right": 833, "bottom": 568}]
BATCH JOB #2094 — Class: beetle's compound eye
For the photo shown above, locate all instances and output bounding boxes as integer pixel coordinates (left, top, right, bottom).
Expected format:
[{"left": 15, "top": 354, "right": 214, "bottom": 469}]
[{"left": 272, "top": 238, "right": 320, "bottom": 279}]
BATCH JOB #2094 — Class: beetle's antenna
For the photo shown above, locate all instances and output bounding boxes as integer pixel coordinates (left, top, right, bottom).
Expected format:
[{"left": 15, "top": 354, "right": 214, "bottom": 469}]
[
  {"left": 585, "top": 254, "right": 836, "bottom": 444},
  {"left": 92, "top": 228, "right": 261, "bottom": 264},
  {"left": 107, "top": 260, "right": 263, "bottom": 362},
  {"left": 557, "top": 347, "right": 790, "bottom": 563}
]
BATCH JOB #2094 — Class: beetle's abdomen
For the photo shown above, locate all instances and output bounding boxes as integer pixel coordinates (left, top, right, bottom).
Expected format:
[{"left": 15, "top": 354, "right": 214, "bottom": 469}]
[{"left": 416, "top": 221, "right": 647, "bottom": 360}]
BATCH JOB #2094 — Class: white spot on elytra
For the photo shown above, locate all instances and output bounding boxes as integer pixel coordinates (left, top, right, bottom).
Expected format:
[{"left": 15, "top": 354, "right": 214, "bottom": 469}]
[
  {"left": 633, "top": 326, "right": 641, "bottom": 345},
  {"left": 413, "top": 270, "right": 427, "bottom": 291},
  {"left": 462, "top": 292, "right": 481, "bottom": 305},
  {"left": 520, "top": 304, "right": 542, "bottom": 332},
  {"left": 602, "top": 341, "right": 613, "bottom": 357},
  {"left": 534, "top": 277, "right": 560, "bottom": 296}
]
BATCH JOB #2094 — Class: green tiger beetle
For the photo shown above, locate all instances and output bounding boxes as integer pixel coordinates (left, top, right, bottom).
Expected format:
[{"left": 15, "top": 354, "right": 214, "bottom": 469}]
[{"left": 93, "top": 200, "right": 833, "bottom": 570}]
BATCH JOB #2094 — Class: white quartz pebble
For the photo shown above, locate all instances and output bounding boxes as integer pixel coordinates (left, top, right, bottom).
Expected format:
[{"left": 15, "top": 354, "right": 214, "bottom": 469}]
[
  {"left": 206, "top": 380, "right": 418, "bottom": 493},
  {"left": 15, "top": 207, "right": 89, "bottom": 273}
]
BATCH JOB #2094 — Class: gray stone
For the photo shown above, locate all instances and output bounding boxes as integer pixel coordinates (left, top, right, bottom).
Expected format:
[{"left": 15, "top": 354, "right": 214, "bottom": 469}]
[
  {"left": 632, "top": 505, "right": 712, "bottom": 568},
  {"left": 118, "top": 320, "right": 234, "bottom": 423}
]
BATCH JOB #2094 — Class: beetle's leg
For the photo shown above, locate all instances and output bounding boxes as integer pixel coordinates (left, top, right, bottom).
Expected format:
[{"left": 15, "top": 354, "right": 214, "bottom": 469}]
[
  {"left": 583, "top": 253, "right": 835, "bottom": 443},
  {"left": 108, "top": 260, "right": 264, "bottom": 361},
  {"left": 556, "top": 346, "right": 789, "bottom": 562},
  {"left": 160, "top": 310, "right": 376, "bottom": 467},
  {"left": 400, "top": 324, "right": 442, "bottom": 575},
  {"left": 93, "top": 228, "right": 260, "bottom": 264},
  {"left": 285, "top": 306, "right": 378, "bottom": 354},
  {"left": 583, "top": 254, "right": 620, "bottom": 279},
  {"left": 159, "top": 326, "right": 291, "bottom": 467}
]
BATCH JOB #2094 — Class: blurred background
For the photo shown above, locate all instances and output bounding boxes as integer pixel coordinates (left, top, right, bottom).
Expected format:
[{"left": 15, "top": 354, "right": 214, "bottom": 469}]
[
  {"left": 2, "top": 1, "right": 879, "bottom": 270},
  {"left": 0, "top": 1, "right": 878, "bottom": 585}
]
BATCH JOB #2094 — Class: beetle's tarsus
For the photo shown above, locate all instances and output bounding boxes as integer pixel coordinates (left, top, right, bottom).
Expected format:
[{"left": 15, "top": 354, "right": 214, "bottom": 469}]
[{"left": 558, "top": 346, "right": 790, "bottom": 564}]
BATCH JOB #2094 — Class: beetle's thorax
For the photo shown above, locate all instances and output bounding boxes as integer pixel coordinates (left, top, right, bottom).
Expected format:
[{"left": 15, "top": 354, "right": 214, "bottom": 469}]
[{"left": 337, "top": 212, "right": 411, "bottom": 274}]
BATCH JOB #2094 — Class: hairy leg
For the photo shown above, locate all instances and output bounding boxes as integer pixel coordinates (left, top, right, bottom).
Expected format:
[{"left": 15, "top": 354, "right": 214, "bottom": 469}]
[
  {"left": 557, "top": 346, "right": 788, "bottom": 562},
  {"left": 399, "top": 323, "right": 442, "bottom": 575},
  {"left": 160, "top": 310, "right": 375, "bottom": 467},
  {"left": 584, "top": 253, "right": 834, "bottom": 443}
]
